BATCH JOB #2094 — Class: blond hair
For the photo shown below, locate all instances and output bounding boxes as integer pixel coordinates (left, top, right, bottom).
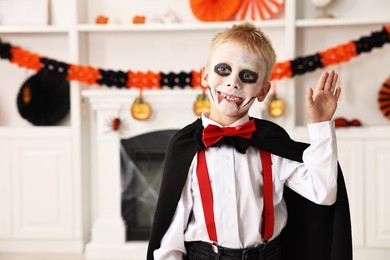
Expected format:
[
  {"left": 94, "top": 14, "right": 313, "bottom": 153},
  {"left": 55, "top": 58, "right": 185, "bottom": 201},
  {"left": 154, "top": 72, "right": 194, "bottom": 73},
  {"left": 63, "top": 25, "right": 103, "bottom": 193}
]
[{"left": 209, "top": 22, "right": 276, "bottom": 85}]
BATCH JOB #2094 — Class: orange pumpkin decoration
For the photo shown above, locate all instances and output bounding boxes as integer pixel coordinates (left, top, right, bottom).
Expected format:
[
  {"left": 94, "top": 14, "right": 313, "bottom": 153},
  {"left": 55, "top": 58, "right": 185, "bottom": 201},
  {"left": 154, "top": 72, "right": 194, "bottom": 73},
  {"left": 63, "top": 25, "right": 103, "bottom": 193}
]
[
  {"left": 131, "top": 97, "right": 152, "bottom": 121},
  {"left": 132, "top": 16, "right": 146, "bottom": 24},
  {"left": 190, "top": 0, "right": 242, "bottom": 22},
  {"left": 268, "top": 93, "right": 285, "bottom": 117},
  {"left": 378, "top": 76, "right": 390, "bottom": 120},
  {"left": 95, "top": 15, "right": 109, "bottom": 24},
  {"left": 334, "top": 117, "right": 349, "bottom": 127},
  {"left": 193, "top": 93, "right": 210, "bottom": 116},
  {"left": 349, "top": 119, "right": 362, "bottom": 127},
  {"left": 334, "top": 117, "right": 362, "bottom": 127}
]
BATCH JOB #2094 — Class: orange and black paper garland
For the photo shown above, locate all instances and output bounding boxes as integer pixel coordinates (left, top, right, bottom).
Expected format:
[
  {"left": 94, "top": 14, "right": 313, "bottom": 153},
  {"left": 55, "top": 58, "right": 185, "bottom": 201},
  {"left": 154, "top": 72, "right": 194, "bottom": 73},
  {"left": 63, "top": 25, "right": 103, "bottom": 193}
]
[
  {"left": 1, "top": 24, "right": 390, "bottom": 122},
  {"left": 270, "top": 25, "right": 390, "bottom": 80},
  {"left": 1, "top": 25, "right": 389, "bottom": 89}
]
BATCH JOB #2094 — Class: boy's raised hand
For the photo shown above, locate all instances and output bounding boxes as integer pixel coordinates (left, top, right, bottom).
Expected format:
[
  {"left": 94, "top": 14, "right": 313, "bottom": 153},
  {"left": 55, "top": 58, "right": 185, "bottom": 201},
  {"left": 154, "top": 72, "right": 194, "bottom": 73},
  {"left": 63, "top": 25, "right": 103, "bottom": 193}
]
[{"left": 306, "top": 70, "right": 341, "bottom": 124}]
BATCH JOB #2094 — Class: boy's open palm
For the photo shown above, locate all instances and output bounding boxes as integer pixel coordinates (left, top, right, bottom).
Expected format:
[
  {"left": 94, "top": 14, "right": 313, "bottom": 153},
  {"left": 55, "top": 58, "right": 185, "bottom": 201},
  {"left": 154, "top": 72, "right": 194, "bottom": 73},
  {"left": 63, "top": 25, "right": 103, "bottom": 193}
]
[{"left": 306, "top": 70, "right": 341, "bottom": 124}]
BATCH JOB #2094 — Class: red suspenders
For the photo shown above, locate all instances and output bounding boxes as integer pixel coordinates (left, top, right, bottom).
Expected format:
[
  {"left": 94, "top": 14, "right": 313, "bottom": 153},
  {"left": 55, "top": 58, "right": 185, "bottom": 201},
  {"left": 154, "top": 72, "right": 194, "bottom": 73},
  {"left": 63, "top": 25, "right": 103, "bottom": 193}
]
[
  {"left": 196, "top": 149, "right": 274, "bottom": 244},
  {"left": 196, "top": 149, "right": 219, "bottom": 242},
  {"left": 259, "top": 150, "right": 274, "bottom": 241}
]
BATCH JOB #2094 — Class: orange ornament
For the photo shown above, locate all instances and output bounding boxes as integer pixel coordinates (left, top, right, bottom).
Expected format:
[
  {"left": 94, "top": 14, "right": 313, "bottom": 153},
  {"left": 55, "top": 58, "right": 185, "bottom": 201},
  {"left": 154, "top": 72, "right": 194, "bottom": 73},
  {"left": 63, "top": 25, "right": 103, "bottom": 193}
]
[
  {"left": 132, "top": 16, "right": 146, "bottom": 24},
  {"left": 334, "top": 117, "right": 362, "bottom": 127},
  {"left": 349, "top": 119, "right": 362, "bottom": 127},
  {"left": 334, "top": 117, "right": 349, "bottom": 127},
  {"left": 95, "top": 15, "right": 109, "bottom": 24},
  {"left": 131, "top": 97, "right": 152, "bottom": 121},
  {"left": 193, "top": 93, "right": 210, "bottom": 116},
  {"left": 190, "top": 0, "right": 242, "bottom": 22}
]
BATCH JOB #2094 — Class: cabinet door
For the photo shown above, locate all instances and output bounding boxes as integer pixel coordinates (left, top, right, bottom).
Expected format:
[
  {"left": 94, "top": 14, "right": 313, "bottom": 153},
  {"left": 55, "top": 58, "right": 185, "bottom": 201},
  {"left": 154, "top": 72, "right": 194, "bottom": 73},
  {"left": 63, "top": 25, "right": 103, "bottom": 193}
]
[
  {"left": 0, "top": 139, "right": 11, "bottom": 238},
  {"left": 338, "top": 140, "right": 364, "bottom": 246},
  {"left": 365, "top": 140, "right": 390, "bottom": 247},
  {"left": 11, "top": 139, "right": 72, "bottom": 239}
]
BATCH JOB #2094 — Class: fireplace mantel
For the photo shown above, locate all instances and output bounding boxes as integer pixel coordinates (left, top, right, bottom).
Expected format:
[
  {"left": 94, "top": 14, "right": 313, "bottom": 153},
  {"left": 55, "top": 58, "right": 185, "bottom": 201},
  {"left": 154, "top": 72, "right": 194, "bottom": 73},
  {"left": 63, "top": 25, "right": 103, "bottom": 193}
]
[
  {"left": 81, "top": 88, "right": 264, "bottom": 259},
  {"left": 83, "top": 88, "right": 203, "bottom": 139}
]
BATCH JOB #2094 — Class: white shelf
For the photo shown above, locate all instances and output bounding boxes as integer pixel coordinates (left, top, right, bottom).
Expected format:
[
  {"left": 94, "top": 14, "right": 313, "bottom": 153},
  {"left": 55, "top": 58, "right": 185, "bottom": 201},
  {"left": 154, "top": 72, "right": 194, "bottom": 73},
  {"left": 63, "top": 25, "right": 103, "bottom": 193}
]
[
  {"left": 0, "top": 11, "right": 387, "bottom": 44},
  {"left": 77, "top": 20, "right": 285, "bottom": 32},
  {"left": 0, "top": 26, "right": 69, "bottom": 33},
  {"left": 296, "top": 18, "right": 390, "bottom": 28}
]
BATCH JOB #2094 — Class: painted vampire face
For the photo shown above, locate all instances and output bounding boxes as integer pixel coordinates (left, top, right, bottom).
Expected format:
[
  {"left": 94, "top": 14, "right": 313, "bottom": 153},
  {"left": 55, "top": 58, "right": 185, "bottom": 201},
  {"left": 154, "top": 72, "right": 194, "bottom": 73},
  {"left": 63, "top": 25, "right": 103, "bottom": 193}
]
[{"left": 201, "top": 41, "right": 270, "bottom": 124}]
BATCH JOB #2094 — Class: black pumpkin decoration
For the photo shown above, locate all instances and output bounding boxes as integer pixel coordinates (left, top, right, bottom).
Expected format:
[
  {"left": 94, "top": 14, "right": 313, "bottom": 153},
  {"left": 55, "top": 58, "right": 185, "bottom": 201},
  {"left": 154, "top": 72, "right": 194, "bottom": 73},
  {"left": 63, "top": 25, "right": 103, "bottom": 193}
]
[{"left": 16, "top": 71, "right": 70, "bottom": 126}]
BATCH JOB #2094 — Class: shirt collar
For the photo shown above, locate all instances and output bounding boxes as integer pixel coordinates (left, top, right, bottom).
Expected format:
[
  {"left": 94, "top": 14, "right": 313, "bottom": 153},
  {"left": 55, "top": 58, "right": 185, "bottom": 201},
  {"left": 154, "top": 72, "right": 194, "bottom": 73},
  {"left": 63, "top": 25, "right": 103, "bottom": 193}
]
[{"left": 201, "top": 111, "right": 250, "bottom": 128}]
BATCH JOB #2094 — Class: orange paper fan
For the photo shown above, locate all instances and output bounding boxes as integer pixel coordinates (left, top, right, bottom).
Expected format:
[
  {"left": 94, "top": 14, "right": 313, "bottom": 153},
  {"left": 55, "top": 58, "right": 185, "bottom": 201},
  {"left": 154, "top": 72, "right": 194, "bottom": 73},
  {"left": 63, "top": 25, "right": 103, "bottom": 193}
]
[
  {"left": 378, "top": 77, "right": 390, "bottom": 120},
  {"left": 238, "top": 0, "right": 283, "bottom": 20},
  {"left": 190, "top": 0, "right": 243, "bottom": 22}
]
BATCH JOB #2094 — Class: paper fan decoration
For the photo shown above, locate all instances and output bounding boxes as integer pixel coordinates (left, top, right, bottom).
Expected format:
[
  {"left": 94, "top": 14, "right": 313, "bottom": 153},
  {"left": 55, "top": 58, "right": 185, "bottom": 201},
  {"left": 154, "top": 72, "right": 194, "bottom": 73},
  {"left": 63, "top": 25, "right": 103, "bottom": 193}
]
[
  {"left": 190, "top": 0, "right": 243, "bottom": 22},
  {"left": 237, "top": 0, "right": 284, "bottom": 20},
  {"left": 378, "top": 76, "right": 390, "bottom": 120}
]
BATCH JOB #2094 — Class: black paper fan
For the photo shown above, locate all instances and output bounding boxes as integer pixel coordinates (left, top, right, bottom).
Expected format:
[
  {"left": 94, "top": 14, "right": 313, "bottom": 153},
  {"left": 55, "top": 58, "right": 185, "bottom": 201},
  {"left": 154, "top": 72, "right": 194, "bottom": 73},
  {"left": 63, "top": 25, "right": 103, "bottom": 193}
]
[{"left": 16, "top": 71, "right": 70, "bottom": 126}]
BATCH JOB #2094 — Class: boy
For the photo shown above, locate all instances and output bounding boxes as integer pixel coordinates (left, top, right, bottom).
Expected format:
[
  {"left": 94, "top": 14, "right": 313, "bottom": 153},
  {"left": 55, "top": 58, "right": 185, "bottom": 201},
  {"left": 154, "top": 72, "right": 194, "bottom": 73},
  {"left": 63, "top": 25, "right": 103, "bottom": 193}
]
[{"left": 147, "top": 22, "right": 352, "bottom": 260}]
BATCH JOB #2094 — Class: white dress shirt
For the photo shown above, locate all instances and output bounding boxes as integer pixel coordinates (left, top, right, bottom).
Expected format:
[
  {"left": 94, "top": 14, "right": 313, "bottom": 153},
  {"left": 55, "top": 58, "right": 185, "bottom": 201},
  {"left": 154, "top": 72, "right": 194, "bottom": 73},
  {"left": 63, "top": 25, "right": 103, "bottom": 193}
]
[{"left": 154, "top": 113, "right": 338, "bottom": 259}]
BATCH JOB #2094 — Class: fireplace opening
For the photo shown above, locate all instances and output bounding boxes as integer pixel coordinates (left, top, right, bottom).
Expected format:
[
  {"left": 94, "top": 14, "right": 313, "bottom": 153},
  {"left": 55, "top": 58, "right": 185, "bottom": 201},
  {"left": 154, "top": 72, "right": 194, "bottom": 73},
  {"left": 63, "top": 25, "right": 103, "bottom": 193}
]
[{"left": 120, "top": 130, "right": 178, "bottom": 241}]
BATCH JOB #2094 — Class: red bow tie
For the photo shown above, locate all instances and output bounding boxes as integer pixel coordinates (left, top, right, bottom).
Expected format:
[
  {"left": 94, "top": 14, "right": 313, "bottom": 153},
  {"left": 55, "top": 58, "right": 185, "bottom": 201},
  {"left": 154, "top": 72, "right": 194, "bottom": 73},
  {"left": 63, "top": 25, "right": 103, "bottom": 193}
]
[{"left": 202, "top": 119, "right": 256, "bottom": 148}]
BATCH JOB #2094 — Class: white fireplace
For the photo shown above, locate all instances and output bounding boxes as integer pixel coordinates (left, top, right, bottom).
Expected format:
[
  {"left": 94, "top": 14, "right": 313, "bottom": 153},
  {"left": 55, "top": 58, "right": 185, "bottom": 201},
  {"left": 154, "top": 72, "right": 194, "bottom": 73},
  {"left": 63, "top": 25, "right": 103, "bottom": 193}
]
[{"left": 82, "top": 88, "right": 264, "bottom": 259}]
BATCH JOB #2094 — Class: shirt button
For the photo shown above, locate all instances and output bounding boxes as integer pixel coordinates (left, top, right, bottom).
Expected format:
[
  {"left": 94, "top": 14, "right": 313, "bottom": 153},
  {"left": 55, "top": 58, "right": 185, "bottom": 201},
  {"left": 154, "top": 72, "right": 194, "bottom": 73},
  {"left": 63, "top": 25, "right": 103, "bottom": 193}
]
[
  {"left": 226, "top": 187, "right": 233, "bottom": 194},
  {"left": 224, "top": 155, "right": 230, "bottom": 160},
  {"left": 228, "top": 222, "right": 235, "bottom": 229}
]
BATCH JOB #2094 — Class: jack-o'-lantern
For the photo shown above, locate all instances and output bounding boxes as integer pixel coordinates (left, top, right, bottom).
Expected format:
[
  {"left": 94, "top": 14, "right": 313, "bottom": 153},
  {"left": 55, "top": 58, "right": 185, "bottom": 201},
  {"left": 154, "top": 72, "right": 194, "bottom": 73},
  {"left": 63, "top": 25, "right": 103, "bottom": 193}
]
[
  {"left": 131, "top": 97, "right": 152, "bottom": 121},
  {"left": 193, "top": 92, "right": 210, "bottom": 116},
  {"left": 268, "top": 94, "right": 285, "bottom": 118}
]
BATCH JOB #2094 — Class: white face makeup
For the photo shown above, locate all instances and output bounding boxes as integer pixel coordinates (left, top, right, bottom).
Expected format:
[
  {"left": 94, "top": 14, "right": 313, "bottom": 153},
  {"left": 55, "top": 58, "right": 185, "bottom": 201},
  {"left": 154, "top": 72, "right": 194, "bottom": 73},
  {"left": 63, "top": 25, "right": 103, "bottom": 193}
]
[{"left": 202, "top": 41, "right": 269, "bottom": 123}]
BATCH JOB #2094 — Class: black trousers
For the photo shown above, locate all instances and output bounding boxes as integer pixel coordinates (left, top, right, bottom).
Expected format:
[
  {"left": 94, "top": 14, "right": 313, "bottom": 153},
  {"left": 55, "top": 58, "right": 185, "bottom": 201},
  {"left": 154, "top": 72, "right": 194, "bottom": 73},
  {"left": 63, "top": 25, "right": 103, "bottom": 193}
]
[{"left": 184, "top": 237, "right": 283, "bottom": 260}]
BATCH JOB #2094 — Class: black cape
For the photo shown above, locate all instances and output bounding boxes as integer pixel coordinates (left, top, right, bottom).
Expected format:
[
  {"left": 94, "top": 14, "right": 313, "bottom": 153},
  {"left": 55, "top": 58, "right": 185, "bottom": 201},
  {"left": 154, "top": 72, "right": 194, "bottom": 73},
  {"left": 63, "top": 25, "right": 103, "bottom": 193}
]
[{"left": 147, "top": 118, "right": 352, "bottom": 260}]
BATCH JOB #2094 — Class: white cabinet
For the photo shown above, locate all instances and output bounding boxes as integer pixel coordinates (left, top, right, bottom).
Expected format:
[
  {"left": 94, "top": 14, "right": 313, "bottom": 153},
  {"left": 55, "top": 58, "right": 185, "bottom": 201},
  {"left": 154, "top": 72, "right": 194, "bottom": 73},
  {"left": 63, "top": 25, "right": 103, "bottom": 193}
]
[
  {"left": 11, "top": 139, "right": 72, "bottom": 239},
  {"left": 338, "top": 140, "right": 364, "bottom": 247},
  {"left": 365, "top": 140, "right": 390, "bottom": 248},
  {"left": 0, "top": 140, "right": 11, "bottom": 239},
  {"left": 331, "top": 132, "right": 390, "bottom": 260},
  {"left": 0, "top": 130, "right": 84, "bottom": 252}
]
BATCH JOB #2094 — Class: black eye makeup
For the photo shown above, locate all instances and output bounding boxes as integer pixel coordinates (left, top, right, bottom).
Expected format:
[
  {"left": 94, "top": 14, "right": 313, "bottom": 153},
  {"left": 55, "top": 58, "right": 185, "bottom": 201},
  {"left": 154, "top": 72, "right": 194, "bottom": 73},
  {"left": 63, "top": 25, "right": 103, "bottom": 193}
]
[
  {"left": 239, "top": 70, "right": 258, "bottom": 84},
  {"left": 214, "top": 63, "right": 231, "bottom": 76},
  {"left": 214, "top": 63, "right": 259, "bottom": 84}
]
